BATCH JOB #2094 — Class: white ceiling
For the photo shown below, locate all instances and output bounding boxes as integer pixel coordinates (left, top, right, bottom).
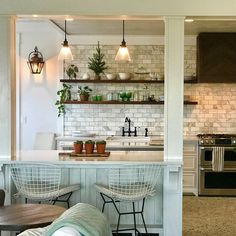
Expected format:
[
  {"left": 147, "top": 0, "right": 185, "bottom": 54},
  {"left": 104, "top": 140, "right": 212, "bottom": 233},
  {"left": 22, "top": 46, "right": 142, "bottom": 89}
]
[
  {"left": 19, "top": 16, "right": 236, "bottom": 36},
  {"left": 52, "top": 17, "right": 236, "bottom": 36}
]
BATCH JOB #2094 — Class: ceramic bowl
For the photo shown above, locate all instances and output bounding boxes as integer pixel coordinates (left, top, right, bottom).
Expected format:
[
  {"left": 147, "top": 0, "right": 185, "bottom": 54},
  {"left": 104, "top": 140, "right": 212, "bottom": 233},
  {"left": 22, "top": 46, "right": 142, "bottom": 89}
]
[
  {"left": 149, "top": 72, "right": 161, "bottom": 80},
  {"left": 106, "top": 73, "right": 116, "bottom": 80},
  {"left": 118, "top": 73, "right": 131, "bottom": 80}
]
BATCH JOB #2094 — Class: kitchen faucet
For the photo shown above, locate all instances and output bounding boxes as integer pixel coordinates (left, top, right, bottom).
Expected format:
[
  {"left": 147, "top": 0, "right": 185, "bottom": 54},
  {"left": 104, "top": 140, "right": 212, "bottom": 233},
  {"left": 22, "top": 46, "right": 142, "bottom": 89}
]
[{"left": 122, "top": 117, "right": 137, "bottom": 137}]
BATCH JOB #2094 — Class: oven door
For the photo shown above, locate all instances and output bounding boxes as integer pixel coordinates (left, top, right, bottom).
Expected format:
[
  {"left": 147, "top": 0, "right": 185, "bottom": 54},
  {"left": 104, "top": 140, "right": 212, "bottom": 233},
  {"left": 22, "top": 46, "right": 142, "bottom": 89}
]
[
  {"left": 199, "top": 146, "right": 236, "bottom": 166},
  {"left": 199, "top": 167, "right": 236, "bottom": 196}
]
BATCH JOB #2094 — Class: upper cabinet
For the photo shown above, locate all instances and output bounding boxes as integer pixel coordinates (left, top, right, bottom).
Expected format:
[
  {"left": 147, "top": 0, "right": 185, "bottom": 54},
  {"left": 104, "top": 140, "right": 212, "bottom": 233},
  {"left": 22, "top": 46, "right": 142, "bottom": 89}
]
[{"left": 197, "top": 33, "right": 236, "bottom": 83}]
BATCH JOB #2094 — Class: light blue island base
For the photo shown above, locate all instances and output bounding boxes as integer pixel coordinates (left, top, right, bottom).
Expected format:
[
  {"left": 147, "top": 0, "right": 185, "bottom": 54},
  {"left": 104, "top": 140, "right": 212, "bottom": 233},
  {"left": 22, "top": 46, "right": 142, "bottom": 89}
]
[{"left": 0, "top": 150, "right": 183, "bottom": 236}]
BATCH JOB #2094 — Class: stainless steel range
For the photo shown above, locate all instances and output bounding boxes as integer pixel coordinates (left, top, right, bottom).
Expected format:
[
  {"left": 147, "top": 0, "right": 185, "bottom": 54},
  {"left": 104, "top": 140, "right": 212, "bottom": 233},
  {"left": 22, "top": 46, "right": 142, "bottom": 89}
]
[{"left": 198, "top": 134, "right": 236, "bottom": 196}]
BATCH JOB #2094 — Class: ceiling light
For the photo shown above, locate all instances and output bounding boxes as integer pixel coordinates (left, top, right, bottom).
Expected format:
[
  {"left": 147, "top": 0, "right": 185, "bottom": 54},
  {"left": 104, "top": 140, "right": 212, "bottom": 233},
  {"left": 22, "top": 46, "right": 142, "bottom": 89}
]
[
  {"left": 58, "top": 20, "right": 73, "bottom": 61},
  {"left": 115, "top": 20, "right": 131, "bottom": 62},
  {"left": 27, "top": 46, "right": 44, "bottom": 74},
  {"left": 185, "top": 19, "right": 194, "bottom": 23},
  {"left": 66, "top": 18, "right": 74, "bottom": 21}
]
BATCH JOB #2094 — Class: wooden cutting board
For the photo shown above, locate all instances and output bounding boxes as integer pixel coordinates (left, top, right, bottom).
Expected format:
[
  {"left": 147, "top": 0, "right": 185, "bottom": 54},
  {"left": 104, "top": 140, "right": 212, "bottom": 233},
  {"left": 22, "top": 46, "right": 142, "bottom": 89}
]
[
  {"left": 59, "top": 152, "right": 110, "bottom": 161},
  {"left": 149, "top": 140, "right": 164, "bottom": 146}
]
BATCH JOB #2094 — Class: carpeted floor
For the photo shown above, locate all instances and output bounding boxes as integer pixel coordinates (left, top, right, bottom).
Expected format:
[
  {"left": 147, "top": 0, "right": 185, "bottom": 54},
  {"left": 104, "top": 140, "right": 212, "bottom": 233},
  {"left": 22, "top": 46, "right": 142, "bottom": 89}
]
[{"left": 183, "top": 196, "right": 236, "bottom": 236}]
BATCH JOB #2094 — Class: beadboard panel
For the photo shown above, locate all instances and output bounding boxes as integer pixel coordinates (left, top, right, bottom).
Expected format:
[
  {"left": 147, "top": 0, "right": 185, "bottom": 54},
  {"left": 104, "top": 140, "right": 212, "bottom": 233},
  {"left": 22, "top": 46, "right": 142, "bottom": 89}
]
[{"left": 64, "top": 167, "right": 164, "bottom": 227}]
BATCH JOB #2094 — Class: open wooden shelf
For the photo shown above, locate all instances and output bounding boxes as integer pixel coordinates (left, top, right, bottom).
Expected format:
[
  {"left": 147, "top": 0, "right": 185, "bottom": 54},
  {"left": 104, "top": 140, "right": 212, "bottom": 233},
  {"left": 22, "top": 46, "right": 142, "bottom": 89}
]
[
  {"left": 60, "top": 79, "right": 164, "bottom": 83},
  {"left": 63, "top": 100, "right": 198, "bottom": 105},
  {"left": 60, "top": 76, "right": 197, "bottom": 84}
]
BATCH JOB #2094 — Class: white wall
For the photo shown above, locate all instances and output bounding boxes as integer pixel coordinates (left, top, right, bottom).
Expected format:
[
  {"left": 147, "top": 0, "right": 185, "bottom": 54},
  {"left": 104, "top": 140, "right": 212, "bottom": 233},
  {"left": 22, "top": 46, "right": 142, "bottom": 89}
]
[{"left": 17, "top": 21, "right": 61, "bottom": 149}]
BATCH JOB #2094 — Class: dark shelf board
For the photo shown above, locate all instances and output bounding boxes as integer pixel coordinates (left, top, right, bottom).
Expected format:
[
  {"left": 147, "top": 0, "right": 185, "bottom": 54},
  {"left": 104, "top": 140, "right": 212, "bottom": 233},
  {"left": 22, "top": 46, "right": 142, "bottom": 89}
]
[
  {"left": 63, "top": 101, "right": 198, "bottom": 105},
  {"left": 60, "top": 79, "right": 164, "bottom": 83},
  {"left": 60, "top": 76, "right": 197, "bottom": 84}
]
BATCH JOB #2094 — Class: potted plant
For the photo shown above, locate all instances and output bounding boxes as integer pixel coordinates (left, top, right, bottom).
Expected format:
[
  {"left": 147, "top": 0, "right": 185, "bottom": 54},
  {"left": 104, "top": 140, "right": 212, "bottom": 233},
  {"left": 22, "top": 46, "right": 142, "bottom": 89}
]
[
  {"left": 55, "top": 83, "right": 72, "bottom": 117},
  {"left": 85, "top": 140, "right": 95, "bottom": 154},
  {"left": 78, "top": 86, "right": 93, "bottom": 101},
  {"left": 88, "top": 41, "right": 108, "bottom": 80},
  {"left": 96, "top": 140, "right": 106, "bottom": 154},
  {"left": 66, "top": 64, "right": 79, "bottom": 79},
  {"left": 73, "top": 140, "right": 83, "bottom": 154}
]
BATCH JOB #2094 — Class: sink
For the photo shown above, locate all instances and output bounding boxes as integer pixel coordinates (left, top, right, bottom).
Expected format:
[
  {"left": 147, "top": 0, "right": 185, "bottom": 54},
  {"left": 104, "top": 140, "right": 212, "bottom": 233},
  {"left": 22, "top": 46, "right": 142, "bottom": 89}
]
[{"left": 106, "top": 136, "right": 151, "bottom": 143}]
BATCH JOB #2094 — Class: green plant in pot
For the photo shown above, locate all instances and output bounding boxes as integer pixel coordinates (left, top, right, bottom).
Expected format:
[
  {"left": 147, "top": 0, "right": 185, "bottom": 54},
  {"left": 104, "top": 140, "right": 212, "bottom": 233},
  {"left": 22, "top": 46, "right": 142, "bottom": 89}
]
[
  {"left": 74, "top": 140, "right": 83, "bottom": 154},
  {"left": 88, "top": 41, "right": 108, "bottom": 80},
  {"left": 66, "top": 64, "right": 79, "bottom": 79},
  {"left": 55, "top": 83, "right": 72, "bottom": 117},
  {"left": 96, "top": 140, "right": 106, "bottom": 154},
  {"left": 85, "top": 140, "right": 95, "bottom": 154},
  {"left": 78, "top": 86, "right": 93, "bottom": 101}
]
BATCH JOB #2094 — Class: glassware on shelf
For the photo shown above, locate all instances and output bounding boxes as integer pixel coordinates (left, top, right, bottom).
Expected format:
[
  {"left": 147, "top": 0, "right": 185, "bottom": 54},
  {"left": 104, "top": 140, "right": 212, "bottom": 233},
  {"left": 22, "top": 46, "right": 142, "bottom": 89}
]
[
  {"left": 126, "top": 92, "right": 132, "bottom": 101},
  {"left": 119, "top": 92, "right": 132, "bottom": 101},
  {"left": 119, "top": 92, "right": 127, "bottom": 101}
]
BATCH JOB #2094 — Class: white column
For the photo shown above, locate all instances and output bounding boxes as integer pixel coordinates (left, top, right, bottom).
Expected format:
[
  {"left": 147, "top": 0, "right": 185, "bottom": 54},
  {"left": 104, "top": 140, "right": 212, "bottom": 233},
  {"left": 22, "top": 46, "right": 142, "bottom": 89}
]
[
  {"left": 164, "top": 16, "right": 184, "bottom": 160},
  {"left": 163, "top": 16, "right": 184, "bottom": 236},
  {"left": 0, "top": 16, "right": 16, "bottom": 159}
]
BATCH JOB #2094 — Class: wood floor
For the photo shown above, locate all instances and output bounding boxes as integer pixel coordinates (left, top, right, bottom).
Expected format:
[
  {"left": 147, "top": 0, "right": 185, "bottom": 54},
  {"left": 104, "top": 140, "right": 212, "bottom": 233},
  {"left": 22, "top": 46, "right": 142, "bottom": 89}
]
[{"left": 183, "top": 196, "right": 236, "bottom": 236}]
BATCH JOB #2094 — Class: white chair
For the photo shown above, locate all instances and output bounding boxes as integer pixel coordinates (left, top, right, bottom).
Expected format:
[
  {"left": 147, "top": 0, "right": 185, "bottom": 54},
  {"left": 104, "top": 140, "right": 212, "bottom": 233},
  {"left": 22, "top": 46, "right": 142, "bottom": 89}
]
[
  {"left": 10, "top": 163, "right": 80, "bottom": 208},
  {"left": 33, "top": 132, "right": 56, "bottom": 150},
  {"left": 95, "top": 164, "right": 161, "bottom": 235}
]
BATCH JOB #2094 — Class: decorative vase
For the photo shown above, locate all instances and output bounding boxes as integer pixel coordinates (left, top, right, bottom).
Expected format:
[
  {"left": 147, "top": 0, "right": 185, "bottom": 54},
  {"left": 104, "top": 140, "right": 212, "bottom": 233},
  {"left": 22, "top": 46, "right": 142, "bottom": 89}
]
[
  {"left": 96, "top": 143, "right": 106, "bottom": 154},
  {"left": 85, "top": 143, "right": 94, "bottom": 154},
  {"left": 94, "top": 74, "right": 101, "bottom": 80},
  {"left": 80, "top": 94, "right": 89, "bottom": 101},
  {"left": 74, "top": 143, "right": 83, "bottom": 154}
]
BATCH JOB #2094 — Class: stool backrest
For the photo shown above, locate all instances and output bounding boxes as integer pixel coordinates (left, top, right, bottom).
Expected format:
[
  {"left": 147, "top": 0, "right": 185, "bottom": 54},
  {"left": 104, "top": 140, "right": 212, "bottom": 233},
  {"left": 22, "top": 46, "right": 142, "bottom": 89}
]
[
  {"left": 109, "top": 164, "right": 161, "bottom": 198},
  {"left": 10, "top": 163, "right": 61, "bottom": 201},
  {"left": 0, "top": 189, "right": 5, "bottom": 206}
]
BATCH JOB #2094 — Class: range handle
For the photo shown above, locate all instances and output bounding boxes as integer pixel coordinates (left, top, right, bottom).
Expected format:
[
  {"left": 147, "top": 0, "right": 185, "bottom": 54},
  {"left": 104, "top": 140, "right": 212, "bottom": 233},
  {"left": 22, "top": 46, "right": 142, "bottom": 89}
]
[{"left": 200, "top": 167, "right": 236, "bottom": 171}]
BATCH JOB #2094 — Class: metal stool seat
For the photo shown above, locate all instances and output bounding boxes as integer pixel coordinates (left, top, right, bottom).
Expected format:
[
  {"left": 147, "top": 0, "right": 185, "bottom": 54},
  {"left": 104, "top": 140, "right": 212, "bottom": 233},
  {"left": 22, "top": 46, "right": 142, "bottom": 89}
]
[
  {"left": 10, "top": 163, "right": 80, "bottom": 208},
  {"left": 95, "top": 164, "right": 161, "bottom": 235}
]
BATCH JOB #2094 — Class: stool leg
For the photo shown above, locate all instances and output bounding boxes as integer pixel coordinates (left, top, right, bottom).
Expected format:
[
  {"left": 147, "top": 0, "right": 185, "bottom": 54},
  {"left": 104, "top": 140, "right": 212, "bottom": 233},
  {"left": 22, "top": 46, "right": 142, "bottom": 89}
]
[
  {"left": 132, "top": 202, "right": 137, "bottom": 236},
  {"left": 100, "top": 193, "right": 106, "bottom": 212},
  {"left": 116, "top": 214, "right": 121, "bottom": 236},
  {"left": 141, "top": 198, "right": 148, "bottom": 235}
]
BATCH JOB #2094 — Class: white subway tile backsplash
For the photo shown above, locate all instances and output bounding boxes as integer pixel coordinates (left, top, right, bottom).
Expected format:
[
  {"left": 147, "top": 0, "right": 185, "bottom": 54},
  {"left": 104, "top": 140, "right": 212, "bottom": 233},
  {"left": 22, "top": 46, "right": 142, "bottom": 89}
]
[{"left": 63, "top": 44, "right": 236, "bottom": 136}]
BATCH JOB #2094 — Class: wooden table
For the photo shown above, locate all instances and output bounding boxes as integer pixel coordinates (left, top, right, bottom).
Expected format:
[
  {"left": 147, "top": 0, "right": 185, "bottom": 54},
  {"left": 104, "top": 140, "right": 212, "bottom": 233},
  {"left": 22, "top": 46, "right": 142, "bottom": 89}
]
[{"left": 0, "top": 204, "right": 66, "bottom": 234}]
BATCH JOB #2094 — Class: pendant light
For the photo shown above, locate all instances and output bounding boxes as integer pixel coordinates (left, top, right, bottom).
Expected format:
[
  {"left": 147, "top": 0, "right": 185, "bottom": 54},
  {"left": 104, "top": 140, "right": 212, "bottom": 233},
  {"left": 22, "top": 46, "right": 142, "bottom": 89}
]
[
  {"left": 115, "top": 20, "right": 131, "bottom": 61},
  {"left": 27, "top": 46, "right": 44, "bottom": 74},
  {"left": 58, "top": 20, "right": 73, "bottom": 60}
]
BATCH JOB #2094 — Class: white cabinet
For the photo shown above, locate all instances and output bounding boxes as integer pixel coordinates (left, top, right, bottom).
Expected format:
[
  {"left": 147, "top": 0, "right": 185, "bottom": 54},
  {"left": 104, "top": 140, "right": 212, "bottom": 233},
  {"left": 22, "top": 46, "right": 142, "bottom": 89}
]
[{"left": 183, "top": 140, "right": 198, "bottom": 195}]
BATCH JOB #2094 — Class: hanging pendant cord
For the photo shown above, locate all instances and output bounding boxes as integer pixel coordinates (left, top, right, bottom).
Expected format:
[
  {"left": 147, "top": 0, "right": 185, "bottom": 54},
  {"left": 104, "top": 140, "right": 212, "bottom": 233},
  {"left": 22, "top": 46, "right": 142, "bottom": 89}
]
[
  {"left": 123, "top": 20, "right": 125, "bottom": 42},
  {"left": 64, "top": 20, "right": 67, "bottom": 41}
]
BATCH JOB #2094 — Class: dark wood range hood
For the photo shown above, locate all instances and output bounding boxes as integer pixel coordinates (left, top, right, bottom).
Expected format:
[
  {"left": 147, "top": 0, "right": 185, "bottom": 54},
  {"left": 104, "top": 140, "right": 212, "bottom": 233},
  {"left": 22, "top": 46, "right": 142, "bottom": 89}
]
[{"left": 197, "top": 32, "right": 236, "bottom": 83}]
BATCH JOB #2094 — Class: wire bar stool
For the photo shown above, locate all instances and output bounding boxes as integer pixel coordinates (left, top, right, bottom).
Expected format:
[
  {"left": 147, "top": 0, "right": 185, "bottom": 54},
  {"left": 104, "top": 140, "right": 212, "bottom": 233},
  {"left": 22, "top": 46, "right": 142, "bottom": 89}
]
[
  {"left": 10, "top": 163, "right": 80, "bottom": 208},
  {"left": 95, "top": 164, "right": 161, "bottom": 235}
]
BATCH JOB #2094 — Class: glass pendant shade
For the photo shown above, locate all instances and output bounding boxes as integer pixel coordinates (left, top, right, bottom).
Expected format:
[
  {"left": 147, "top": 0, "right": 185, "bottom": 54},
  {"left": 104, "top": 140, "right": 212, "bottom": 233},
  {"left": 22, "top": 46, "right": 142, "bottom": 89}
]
[
  {"left": 115, "top": 20, "right": 131, "bottom": 62},
  {"left": 27, "top": 46, "right": 44, "bottom": 74},
  {"left": 58, "top": 20, "right": 73, "bottom": 61}
]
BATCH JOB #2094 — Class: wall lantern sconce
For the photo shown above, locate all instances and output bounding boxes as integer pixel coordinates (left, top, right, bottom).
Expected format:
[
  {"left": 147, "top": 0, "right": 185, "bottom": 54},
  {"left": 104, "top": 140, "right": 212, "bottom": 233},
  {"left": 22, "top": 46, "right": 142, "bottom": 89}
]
[
  {"left": 27, "top": 46, "right": 45, "bottom": 74},
  {"left": 115, "top": 20, "right": 131, "bottom": 62}
]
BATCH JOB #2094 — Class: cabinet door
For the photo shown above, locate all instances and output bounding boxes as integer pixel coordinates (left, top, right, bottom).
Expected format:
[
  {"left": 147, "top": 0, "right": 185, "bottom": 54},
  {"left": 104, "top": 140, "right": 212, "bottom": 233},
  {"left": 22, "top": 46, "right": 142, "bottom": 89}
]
[{"left": 197, "top": 32, "right": 236, "bottom": 83}]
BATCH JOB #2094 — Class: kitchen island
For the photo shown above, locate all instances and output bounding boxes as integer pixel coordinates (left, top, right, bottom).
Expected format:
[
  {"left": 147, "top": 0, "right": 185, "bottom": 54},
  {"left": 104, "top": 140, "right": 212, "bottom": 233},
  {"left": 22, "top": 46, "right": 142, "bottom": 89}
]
[{"left": 0, "top": 150, "right": 182, "bottom": 236}]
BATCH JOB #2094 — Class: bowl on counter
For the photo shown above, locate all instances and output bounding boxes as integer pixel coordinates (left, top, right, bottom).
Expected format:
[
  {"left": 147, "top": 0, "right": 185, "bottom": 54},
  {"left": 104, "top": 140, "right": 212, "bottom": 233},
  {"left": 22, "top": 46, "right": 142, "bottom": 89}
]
[
  {"left": 118, "top": 72, "right": 131, "bottom": 80},
  {"left": 106, "top": 73, "right": 116, "bottom": 80}
]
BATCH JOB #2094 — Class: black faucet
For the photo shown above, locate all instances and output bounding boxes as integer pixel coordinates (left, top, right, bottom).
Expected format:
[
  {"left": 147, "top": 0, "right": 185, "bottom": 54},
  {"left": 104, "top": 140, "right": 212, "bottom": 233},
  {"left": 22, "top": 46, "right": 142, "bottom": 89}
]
[
  {"left": 122, "top": 117, "right": 137, "bottom": 137},
  {"left": 145, "top": 128, "right": 148, "bottom": 137}
]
